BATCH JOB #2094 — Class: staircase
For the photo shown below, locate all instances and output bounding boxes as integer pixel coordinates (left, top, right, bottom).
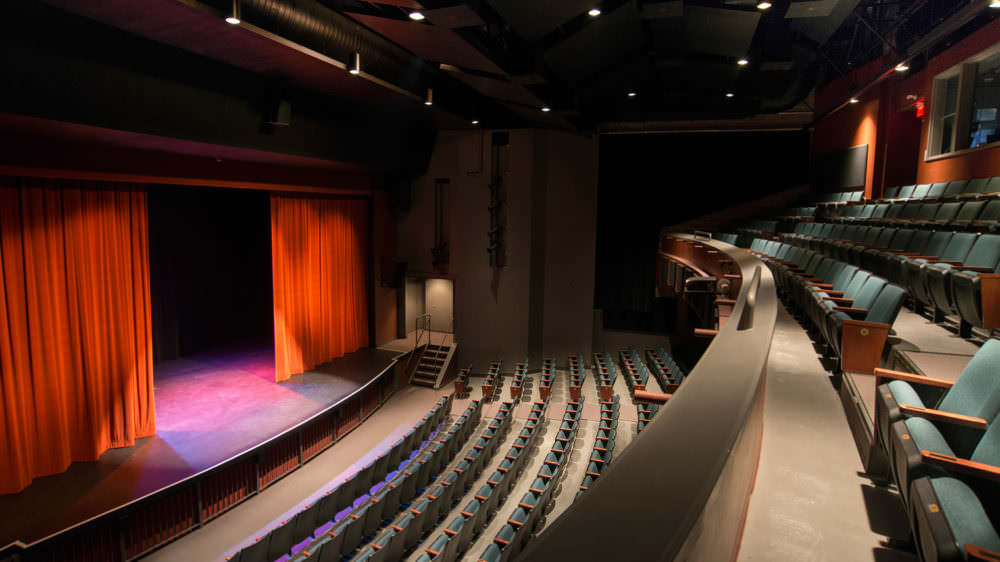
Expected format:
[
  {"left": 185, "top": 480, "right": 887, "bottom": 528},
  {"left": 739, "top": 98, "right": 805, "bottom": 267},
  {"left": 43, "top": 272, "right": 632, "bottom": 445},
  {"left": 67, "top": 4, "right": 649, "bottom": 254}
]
[{"left": 411, "top": 343, "right": 456, "bottom": 389}]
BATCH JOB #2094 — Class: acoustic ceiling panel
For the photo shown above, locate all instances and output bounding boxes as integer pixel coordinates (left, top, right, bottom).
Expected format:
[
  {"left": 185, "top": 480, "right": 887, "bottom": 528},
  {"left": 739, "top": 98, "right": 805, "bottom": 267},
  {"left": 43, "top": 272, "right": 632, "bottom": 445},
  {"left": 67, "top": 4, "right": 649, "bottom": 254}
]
[
  {"left": 445, "top": 69, "right": 545, "bottom": 106},
  {"left": 543, "top": 3, "right": 644, "bottom": 84},
  {"left": 347, "top": 13, "right": 504, "bottom": 74},
  {"left": 787, "top": 0, "right": 861, "bottom": 45},
  {"left": 649, "top": 6, "right": 759, "bottom": 58},
  {"left": 785, "top": 0, "right": 839, "bottom": 18},
  {"left": 424, "top": 5, "right": 484, "bottom": 28},
  {"left": 487, "top": 0, "right": 596, "bottom": 40},
  {"left": 641, "top": 1, "right": 682, "bottom": 20}
]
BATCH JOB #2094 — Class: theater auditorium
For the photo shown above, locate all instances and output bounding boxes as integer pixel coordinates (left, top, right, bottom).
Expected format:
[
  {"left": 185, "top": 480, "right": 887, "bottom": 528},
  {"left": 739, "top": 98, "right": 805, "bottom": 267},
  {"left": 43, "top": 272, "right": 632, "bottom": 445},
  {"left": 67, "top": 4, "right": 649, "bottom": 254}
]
[{"left": 1, "top": 1, "right": 999, "bottom": 561}]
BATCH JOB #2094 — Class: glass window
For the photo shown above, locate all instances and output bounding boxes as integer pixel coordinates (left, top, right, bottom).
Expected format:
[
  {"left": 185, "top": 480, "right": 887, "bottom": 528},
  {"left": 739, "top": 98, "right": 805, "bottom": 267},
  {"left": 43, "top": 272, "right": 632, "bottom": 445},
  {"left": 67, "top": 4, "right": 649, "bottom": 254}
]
[
  {"left": 969, "top": 51, "right": 1000, "bottom": 148},
  {"left": 939, "top": 76, "right": 959, "bottom": 154}
]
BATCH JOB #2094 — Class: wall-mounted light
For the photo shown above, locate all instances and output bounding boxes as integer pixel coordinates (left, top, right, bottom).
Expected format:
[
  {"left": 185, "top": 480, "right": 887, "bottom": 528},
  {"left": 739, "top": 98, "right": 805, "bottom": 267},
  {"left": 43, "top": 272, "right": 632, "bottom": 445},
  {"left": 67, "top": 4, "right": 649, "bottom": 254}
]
[
  {"left": 588, "top": 8, "right": 601, "bottom": 16},
  {"left": 541, "top": 106, "right": 551, "bottom": 112},
  {"left": 895, "top": 62, "right": 910, "bottom": 72},
  {"left": 409, "top": 11, "right": 425, "bottom": 21},
  {"left": 990, "top": 0, "right": 1000, "bottom": 9},
  {"left": 737, "top": 58, "right": 749, "bottom": 66},
  {"left": 757, "top": 1, "right": 772, "bottom": 10},
  {"left": 349, "top": 52, "right": 361, "bottom": 75},
  {"left": 225, "top": 0, "right": 240, "bottom": 24},
  {"left": 849, "top": 97, "right": 859, "bottom": 104},
  {"left": 424, "top": 88, "right": 433, "bottom": 106}
]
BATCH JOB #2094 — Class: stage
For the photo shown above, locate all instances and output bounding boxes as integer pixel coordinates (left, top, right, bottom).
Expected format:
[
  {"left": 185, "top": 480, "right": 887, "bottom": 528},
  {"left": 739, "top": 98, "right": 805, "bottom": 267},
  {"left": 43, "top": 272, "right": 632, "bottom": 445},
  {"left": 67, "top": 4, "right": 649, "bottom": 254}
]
[{"left": 0, "top": 345, "right": 400, "bottom": 548}]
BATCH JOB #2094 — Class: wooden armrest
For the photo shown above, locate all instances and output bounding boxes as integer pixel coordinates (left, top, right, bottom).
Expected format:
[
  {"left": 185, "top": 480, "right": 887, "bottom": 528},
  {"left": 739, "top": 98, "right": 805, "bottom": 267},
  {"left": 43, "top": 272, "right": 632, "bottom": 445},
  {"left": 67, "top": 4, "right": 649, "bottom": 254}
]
[
  {"left": 818, "top": 290, "right": 844, "bottom": 297},
  {"left": 833, "top": 306, "right": 868, "bottom": 316},
  {"left": 955, "top": 265, "right": 995, "bottom": 272},
  {"left": 928, "top": 259, "right": 963, "bottom": 265},
  {"left": 634, "top": 390, "right": 672, "bottom": 404},
  {"left": 824, "top": 296, "right": 853, "bottom": 305},
  {"left": 808, "top": 282, "right": 834, "bottom": 288},
  {"left": 966, "top": 544, "right": 1000, "bottom": 561},
  {"left": 891, "top": 251, "right": 922, "bottom": 256},
  {"left": 921, "top": 450, "right": 1000, "bottom": 482},
  {"left": 900, "top": 405, "right": 988, "bottom": 429},
  {"left": 694, "top": 328, "right": 718, "bottom": 338},
  {"left": 874, "top": 368, "right": 954, "bottom": 388}
]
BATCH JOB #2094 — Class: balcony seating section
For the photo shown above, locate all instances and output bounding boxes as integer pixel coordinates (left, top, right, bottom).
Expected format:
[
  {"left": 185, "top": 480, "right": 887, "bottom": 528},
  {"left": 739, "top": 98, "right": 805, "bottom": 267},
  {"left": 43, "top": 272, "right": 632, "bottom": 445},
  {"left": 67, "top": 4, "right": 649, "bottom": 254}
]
[
  {"left": 538, "top": 356, "right": 555, "bottom": 401},
  {"left": 756, "top": 239, "right": 907, "bottom": 373},
  {"left": 281, "top": 398, "right": 483, "bottom": 562},
  {"left": 482, "top": 399, "right": 581, "bottom": 562},
  {"left": 454, "top": 368, "right": 471, "bottom": 397},
  {"left": 509, "top": 361, "right": 528, "bottom": 401},
  {"left": 566, "top": 353, "right": 588, "bottom": 402},
  {"left": 592, "top": 352, "right": 619, "bottom": 401},
  {"left": 387, "top": 400, "right": 517, "bottom": 562},
  {"left": 482, "top": 361, "right": 502, "bottom": 401},
  {"left": 226, "top": 395, "right": 454, "bottom": 562},
  {"left": 577, "top": 394, "right": 619, "bottom": 499}
]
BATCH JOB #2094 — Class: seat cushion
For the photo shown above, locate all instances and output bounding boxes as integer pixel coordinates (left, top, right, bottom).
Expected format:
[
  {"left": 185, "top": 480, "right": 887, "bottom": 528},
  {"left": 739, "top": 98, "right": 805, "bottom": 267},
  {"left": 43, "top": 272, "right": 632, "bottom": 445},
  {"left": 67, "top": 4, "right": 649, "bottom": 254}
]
[
  {"left": 932, "top": 476, "right": 1000, "bottom": 554},
  {"left": 887, "top": 380, "right": 927, "bottom": 409},
  {"left": 905, "top": 417, "right": 957, "bottom": 456}
]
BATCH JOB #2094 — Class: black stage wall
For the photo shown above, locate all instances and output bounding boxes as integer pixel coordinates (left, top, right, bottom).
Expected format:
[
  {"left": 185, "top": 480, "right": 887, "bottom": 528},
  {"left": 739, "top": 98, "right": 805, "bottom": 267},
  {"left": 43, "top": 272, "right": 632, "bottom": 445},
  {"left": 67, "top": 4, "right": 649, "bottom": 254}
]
[
  {"left": 149, "top": 185, "right": 273, "bottom": 363},
  {"left": 596, "top": 131, "right": 810, "bottom": 331}
]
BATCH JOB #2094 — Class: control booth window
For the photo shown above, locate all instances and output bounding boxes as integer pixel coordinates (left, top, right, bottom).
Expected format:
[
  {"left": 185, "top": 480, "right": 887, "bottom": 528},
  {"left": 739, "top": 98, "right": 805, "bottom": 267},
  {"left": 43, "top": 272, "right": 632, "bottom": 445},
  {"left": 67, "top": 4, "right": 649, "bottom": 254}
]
[{"left": 927, "top": 46, "right": 1000, "bottom": 159}]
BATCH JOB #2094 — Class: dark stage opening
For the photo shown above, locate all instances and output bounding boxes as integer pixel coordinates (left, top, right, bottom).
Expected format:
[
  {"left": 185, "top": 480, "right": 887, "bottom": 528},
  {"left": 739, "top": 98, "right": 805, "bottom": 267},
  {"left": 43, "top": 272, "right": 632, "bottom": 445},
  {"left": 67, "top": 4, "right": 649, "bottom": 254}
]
[{"left": 148, "top": 185, "right": 274, "bottom": 364}]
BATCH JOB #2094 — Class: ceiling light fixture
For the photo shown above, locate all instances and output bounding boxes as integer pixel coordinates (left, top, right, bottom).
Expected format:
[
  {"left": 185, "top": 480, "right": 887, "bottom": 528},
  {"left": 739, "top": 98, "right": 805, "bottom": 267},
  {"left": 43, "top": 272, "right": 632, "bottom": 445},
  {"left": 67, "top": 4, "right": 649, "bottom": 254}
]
[
  {"left": 471, "top": 119, "right": 479, "bottom": 125},
  {"left": 850, "top": 97, "right": 859, "bottom": 104},
  {"left": 726, "top": 92, "right": 734, "bottom": 98},
  {"left": 225, "top": 0, "right": 240, "bottom": 24},
  {"left": 349, "top": 52, "right": 361, "bottom": 75},
  {"left": 990, "top": 0, "right": 1000, "bottom": 8},
  {"left": 627, "top": 91, "right": 637, "bottom": 97},
  {"left": 588, "top": 8, "right": 601, "bottom": 16},
  {"left": 409, "top": 11, "right": 425, "bottom": 21},
  {"left": 424, "top": 88, "right": 433, "bottom": 106},
  {"left": 895, "top": 62, "right": 910, "bottom": 72},
  {"left": 737, "top": 58, "right": 749, "bottom": 66},
  {"left": 541, "top": 106, "right": 551, "bottom": 112},
  {"left": 757, "top": 1, "right": 772, "bottom": 9}
]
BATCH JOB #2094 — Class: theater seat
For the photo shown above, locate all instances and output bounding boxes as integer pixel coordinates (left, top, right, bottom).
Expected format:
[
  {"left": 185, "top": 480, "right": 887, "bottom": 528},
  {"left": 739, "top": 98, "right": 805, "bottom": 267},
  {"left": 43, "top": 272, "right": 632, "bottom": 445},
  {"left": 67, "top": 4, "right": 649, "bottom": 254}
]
[
  {"left": 924, "top": 234, "right": 1000, "bottom": 322},
  {"left": 909, "top": 476, "right": 1000, "bottom": 562},
  {"left": 826, "top": 283, "right": 905, "bottom": 373}
]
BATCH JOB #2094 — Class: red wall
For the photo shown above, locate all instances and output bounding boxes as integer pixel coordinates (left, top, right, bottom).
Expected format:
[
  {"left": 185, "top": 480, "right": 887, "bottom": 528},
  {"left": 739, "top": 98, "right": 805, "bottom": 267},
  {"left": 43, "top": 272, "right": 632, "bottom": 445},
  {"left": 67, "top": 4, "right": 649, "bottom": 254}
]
[{"left": 813, "top": 17, "right": 1000, "bottom": 197}]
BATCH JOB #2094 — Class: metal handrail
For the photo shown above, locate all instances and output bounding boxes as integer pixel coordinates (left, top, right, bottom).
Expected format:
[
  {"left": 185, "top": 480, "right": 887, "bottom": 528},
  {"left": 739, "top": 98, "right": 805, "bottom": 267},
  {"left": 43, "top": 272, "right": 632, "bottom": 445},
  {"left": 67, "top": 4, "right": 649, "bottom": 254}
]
[{"left": 405, "top": 314, "right": 432, "bottom": 378}]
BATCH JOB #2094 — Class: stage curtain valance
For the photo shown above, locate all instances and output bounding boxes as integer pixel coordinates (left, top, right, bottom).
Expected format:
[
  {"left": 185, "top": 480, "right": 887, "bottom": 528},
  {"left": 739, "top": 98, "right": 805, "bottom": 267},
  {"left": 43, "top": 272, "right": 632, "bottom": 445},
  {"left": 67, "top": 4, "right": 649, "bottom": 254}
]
[
  {"left": 0, "top": 177, "right": 155, "bottom": 495},
  {"left": 271, "top": 195, "right": 369, "bottom": 382}
]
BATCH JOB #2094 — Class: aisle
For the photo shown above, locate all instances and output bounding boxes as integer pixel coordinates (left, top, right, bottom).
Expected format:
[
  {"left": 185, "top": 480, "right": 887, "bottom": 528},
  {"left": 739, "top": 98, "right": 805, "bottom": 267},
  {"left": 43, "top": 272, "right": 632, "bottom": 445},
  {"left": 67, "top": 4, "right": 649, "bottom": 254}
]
[{"left": 737, "top": 304, "right": 915, "bottom": 562}]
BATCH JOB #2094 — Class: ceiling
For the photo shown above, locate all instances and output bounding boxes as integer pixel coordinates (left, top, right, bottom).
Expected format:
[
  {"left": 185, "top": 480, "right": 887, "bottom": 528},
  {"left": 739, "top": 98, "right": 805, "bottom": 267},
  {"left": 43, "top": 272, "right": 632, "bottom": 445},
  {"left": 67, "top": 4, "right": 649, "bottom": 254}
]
[{"left": 31, "top": 0, "right": 1000, "bottom": 132}]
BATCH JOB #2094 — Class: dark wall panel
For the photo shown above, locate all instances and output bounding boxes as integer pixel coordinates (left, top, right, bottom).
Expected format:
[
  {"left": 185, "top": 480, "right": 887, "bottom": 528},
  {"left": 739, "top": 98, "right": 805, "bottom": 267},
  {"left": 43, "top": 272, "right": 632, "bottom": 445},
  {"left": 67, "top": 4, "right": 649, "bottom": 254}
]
[
  {"left": 595, "top": 130, "right": 810, "bottom": 331},
  {"left": 149, "top": 186, "right": 273, "bottom": 362},
  {"left": 813, "top": 144, "right": 868, "bottom": 191}
]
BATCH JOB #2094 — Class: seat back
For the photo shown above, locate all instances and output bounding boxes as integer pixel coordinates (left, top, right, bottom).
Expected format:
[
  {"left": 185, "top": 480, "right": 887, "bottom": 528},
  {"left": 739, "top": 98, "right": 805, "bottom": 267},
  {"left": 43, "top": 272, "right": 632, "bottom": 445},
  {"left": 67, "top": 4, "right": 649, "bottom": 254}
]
[
  {"left": 964, "top": 234, "right": 1000, "bottom": 268},
  {"left": 861, "top": 227, "right": 883, "bottom": 245},
  {"left": 850, "top": 191, "right": 863, "bottom": 202},
  {"left": 850, "top": 276, "right": 887, "bottom": 311},
  {"left": 970, "top": 414, "right": 1000, "bottom": 466},
  {"left": 883, "top": 186, "right": 901, "bottom": 199},
  {"left": 885, "top": 203, "right": 905, "bottom": 219},
  {"left": 872, "top": 228, "right": 895, "bottom": 248},
  {"left": 987, "top": 177, "right": 1000, "bottom": 193},
  {"left": 887, "top": 229, "right": 915, "bottom": 251},
  {"left": 922, "top": 232, "right": 954, "bottom": 257},
  {"left": 965, "top": 177, "right": 990, "bottom": 194},
  {"left": 829, "top": 264, "right": 859, "bottom": 291},
  {"left": 934, "top": 202, "right": 961, "bottom": 221},
  {"left": 897, "top": 185, "right": 916, "bottom": 199},
  {"left": 939, "top": 339, "right": 1000, "bottom": 427},
  {"left": 899, "top": 201, "right": 923, "bottom": 220},
  {"left": 912, "top": 184, "right": 931, "bottom": 199},
  {"left": 859, "top": 205, "right": 876, "bottom": 219},
  {"left": 980, "top": 200, "right": 1000, "bottom": 222},
  {"left": 956, "top": 200, "right": 986, "bottom": 221},
  {"left": 841, "top": 270, "right": 871, "bottom": 300},
  {"left": 872, "top": 203, "right": 889, "bottom": 218},
  {"left": 944, "top": 180, "right": 969, "bottom": 196},
  {"left": 906, "top": 229, "right": 933, "bottom": 253},
  {"left": 939, "top": 232, "right": 976, "bottom": 261},
  {"left": 864, "top": 283, "right": 905, "bottom": 324},
  {"left": 915, "top": 203, "right": 940, "bottom": 220},
  {"left": 926, "top": 182, "right": 948, "bottom": 199}
]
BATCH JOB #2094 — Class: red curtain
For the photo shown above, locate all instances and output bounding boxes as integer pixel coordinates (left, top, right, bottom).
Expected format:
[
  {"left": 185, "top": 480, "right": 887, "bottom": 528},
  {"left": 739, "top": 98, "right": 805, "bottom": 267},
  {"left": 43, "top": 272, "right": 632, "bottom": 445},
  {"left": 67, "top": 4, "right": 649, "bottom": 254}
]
[
  {"left": 271, "top": 195, "right": 369, "bottom": 382},
  {"left": 0, "top": 177, "right": 155, "bottom": 495}
]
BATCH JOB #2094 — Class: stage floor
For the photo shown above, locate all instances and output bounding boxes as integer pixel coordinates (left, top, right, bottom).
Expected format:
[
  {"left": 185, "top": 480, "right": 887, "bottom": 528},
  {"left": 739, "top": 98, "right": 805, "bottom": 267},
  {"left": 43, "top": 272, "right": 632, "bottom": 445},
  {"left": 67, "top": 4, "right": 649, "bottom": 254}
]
[{"left": 0, "top": 345, "right": 400, "bottom": 547}]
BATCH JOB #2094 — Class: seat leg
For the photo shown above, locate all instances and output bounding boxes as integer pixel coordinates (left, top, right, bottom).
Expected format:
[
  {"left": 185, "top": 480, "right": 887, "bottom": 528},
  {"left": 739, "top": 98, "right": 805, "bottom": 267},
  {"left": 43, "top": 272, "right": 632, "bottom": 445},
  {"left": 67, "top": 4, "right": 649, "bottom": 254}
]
[
  {"left": 932, "top": 307, "right": 946, "bottom": 323},
  {"left": 959, "top": 318, "right": 972, "bottom": 339}
]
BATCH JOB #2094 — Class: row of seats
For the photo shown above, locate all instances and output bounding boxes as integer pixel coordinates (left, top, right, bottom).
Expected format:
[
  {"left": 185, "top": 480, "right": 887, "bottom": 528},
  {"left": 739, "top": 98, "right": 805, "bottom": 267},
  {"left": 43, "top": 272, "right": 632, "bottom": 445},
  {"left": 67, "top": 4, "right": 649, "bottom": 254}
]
[
  {"left": 817, "top": 190, "right": 864, "bottom": 205},
  {"left": 509, "top": 361, "right": 528, "bottom": 401},
  {"left": 778, "top": 206, "right": 819, "bottom": 219},
  {"left": 479, "top": 399, "right": 582, "bottom": 562},
  {"left": 646, "top": 346, "right": 686, "bottom": 393},
  {"left": 227, "top": 395, "right": 453, "bottom": 562},
  {"left": 824, "top": 199, "right": 1000, "bottom": 229},
  {"left": 577, "top": 395, "right": 619, "bottom": 497},
  {"left": 454, "top": 368, "right": 471, "bottom": 397},
  {"left": 567, "top": 353, "right": 587, "bottom": 402},
  {"left": 481, "top": 361, "right": 502, "bottom": 401},
  {"left": 783, "top": 224, "right": 1000, "bottom": 338},
  {"left": 538, "top": 357, "right": 555, "bottom": 401},
  {"left": 619, "top": 346, "right": 650, "bottom": 393},
  {"left": 752, "top": 239, "right": 907, "bottom": 374},
  {"left": 872, "top": 339, "right": 1000, "bottom": 561},
  {"left": 382, "top": 400, "right": 516, "bottom": 562},
  {"left": 637, "top": 403, "right": 659, "bottom": 433},
  {"left": 592, "top": 352, "right": 618, "bottom": 401},
  {"left": 285, "top": 399, "right": 483, "bottom": 562},
  {"left": 880, "top": 178, "right": 1000, "bottom": 202}
]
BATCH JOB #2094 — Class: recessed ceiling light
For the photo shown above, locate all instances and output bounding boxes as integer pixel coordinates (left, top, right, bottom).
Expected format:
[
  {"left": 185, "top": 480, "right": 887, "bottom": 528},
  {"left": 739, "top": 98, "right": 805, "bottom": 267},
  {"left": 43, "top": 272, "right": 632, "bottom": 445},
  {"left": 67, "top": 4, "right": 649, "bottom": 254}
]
[
  {"left": 471, "top": 119, "right": 479, "bottom": 125},
  {"left": 409, "top": 11, "right": 425, "bottom": 21},
  {"left": 737, "top": 58, "right": 749, "bottom": 66},
  {"left": 424, "top": 88, "right": 433, "bottom": 106},
  {"left": 588, "top": 8, "right": 601, "bottom": 16},
  {"left": 225, "top": 0, "right": 240, "bottom": 24},
  {"left": 726, "top": 92, "right": 735, "bottom": 98},
  {"left": 850, "top": 97, "right": 859, "bottom": 104},
  {"left": 895, "top": 62, "right": 910, "bottom": 72},
  {"left": 225, "top": 16, "right": 240, "bottom": 24},
  {"left": 627, "top": 91, "right": 637, "bottom": 97},
  {"left": 541, "top": 106, "right": 551, "bottom": 112},
  {"left": 757, "top": 1, "right": 772, "bottom": 9},
  {"left": 990, "top": 0, "right": 1000, "bottom": 8}
]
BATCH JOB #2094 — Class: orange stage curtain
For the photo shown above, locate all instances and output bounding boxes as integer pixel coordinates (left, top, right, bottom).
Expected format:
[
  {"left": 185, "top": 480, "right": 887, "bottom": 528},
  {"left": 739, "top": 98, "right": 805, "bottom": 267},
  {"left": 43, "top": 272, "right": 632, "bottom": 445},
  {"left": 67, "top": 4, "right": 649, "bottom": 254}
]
[
  {"left": 0, "top": 177, "right": 155, "bottom": 495},
  {"left": 271, "top": 194, "right": 369, "bottom": 382}
]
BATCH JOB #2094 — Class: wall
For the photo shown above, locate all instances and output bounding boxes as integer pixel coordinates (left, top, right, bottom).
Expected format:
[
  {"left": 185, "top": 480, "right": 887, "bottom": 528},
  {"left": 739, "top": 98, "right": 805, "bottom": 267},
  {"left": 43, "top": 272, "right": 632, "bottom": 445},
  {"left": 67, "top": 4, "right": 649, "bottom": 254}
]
[
  {"left": 397, "top": 129, "right": 599, "bottom": 371},
  {"left": 424, "top": 278, "right": 455, "bottom": 334},
  {"left": 813, "top": 17, "right": 1000, "bottom": 195},
  {"left": 404, "top": 278, "right": 426, "bottom": 334},
  {"left": 372, "top": 190, "right": 398, "bottom": 346}
]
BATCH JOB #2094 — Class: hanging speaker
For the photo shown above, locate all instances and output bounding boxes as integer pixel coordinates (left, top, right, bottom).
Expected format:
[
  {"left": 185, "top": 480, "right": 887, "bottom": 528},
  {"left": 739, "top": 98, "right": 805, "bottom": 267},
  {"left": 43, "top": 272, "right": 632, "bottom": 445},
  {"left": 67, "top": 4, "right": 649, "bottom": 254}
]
[{"left": 267, "top": 100, "right": 291, "bottom": 126}]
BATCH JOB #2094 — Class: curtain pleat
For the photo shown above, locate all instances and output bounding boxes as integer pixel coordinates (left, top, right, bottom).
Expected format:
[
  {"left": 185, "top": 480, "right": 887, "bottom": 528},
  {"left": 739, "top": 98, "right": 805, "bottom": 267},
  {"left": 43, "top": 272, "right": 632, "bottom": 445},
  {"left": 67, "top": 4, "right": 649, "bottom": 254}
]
[
  {"left": 271, "top": 195, "right": 369, "bottom": 382},
  {"left": 0, "top": 176, "right": 155, "bottom": 495}
]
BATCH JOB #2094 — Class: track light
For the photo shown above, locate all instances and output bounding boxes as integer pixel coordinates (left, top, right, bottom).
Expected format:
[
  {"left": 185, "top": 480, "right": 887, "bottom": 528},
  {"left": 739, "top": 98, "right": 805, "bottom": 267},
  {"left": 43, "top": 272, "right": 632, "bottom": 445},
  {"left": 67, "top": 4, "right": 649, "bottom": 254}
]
[
  {"left": 409, "top": 11, "right": 425, "bottom": 21},
  {"left": 471, "top": 119, "right": 479, "bottom": 125},
  {"left": 588, "top": 8, "right": 601, "bottom": 16},
  {"left": 225, "top": 0, "right": 240, "bottom": 24},
  {"left": 737, "top": 58, "right": 749, "bottom": 66},
  {"left": 541, "top": 106, "right": 551, "bottom": 112},
  {"left": 757, "top": 1, "right": 772, "bottom": 9},
  {"left": 424, "top": 88, "right": 433, "bottom": 106},
  {"left": 726, "top": 92, "right": 735, "bottom": 98},
  {"left": 895, "top": 62, "right": 910, "bottom": 72},
  {"left": 349, "top": 52, "right": 361, "bottom": 75},
  {"left": 627, "top": 91, "right": 637, "bottom": 97}
]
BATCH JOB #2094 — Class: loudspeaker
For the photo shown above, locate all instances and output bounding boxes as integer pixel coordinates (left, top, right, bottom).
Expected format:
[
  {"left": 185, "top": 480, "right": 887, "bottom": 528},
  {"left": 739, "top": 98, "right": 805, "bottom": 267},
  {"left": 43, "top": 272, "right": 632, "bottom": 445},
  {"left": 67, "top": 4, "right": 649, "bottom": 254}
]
[{"left": 267, "top": 100, "right": 292, "bottom": 127}]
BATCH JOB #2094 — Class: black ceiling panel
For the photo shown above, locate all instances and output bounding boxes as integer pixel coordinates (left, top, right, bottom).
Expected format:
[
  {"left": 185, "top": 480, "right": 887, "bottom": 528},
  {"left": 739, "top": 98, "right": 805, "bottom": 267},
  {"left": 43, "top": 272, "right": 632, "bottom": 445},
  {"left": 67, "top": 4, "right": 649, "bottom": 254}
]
[{"left": 543, "top": 2, "right": 644, "bottom": 84}]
